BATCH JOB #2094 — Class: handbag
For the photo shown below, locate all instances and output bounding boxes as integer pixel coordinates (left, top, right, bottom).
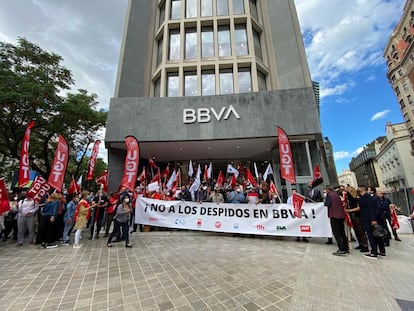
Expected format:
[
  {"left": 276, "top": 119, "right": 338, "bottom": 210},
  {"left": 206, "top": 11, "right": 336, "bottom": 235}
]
[{"left": 372, "top": 224, "right": 387, "bottom": 239}]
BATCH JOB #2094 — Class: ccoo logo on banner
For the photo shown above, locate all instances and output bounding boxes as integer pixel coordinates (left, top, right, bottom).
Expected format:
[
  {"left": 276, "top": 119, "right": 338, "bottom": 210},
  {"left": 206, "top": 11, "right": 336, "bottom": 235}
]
[{"left": 135, "top": 197, "right": 332, "bottom": 237}]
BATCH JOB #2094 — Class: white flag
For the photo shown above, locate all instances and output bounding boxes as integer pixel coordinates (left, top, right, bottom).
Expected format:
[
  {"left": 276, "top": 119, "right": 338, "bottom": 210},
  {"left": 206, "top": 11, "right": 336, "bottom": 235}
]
[
  {"left": 253, "top": 162, "right": 259, "bottom": 179},
  {"left": 76, "top": 175, "right": 83, "bottom": 187},
  {"left": 188, "top": 160, "right": 194, "bottom": 177},
  {"left": 189, "top": 164, "right": 201, "bottom": 192},
  {"left": 207, "top": 162, "right": 212, "bottom": 179},
  {"left": 166, "top": 170, "right": 177, "bottom": 190},
  {"left": 226, "top": 164, "right": 239, "bottom": 178},
  {"left": 263, "top": 163, "right": 273, "bottom": 181}
]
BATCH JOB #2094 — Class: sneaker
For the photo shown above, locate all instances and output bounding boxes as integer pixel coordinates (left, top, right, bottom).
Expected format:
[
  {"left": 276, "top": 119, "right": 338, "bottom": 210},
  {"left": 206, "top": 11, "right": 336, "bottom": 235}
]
[
  {"left": 354, "top": 245, "right": 362, "bottom": 250},
  {"left": 61, "top": 241, "right": 71, "bottom": 246},
  {"left": 363, "top": 253, "right": 378, "bottom": 260},
  {"left": 41, "top": 243, "right": 46, "bottom": 249},
  {"left": 395, "top": 237, "right": 401, "bottom": 241},
  {"left": 332, "top": 250, "right": 347, "bottom": 256},
  {"left": 378, "top": 253, "right": 386, "bottom": 257},
  {"left": 16, "top": 242, "right": 23, "bottom": 247},
  {"left": 73, "top": 244, "right": 82, "bottom": 249},
  {"left": 325, "top": 239, "right": 333, "bottom": 245},
  {"left": 360, "top": 247, "right": 370, "bottom": 253},
  {"left": 46, "top": 243, "right": 58, "bottom": 249},
  {"left": 125, "top": 244, "right": 132, "bottom": 248}
]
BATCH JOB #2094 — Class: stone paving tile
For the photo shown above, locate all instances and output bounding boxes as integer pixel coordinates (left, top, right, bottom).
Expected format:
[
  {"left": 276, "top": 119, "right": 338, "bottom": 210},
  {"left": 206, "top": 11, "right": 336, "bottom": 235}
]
[{"left": 1, "top": 232, "right": 414, "bottom": 310}]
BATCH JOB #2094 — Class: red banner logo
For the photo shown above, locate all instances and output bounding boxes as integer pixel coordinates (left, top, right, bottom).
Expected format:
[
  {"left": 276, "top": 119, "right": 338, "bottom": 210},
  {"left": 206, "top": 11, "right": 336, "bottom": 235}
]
[
  {"left": 48, "top": 134, "right": 69, "bottom": 192},
  {"left": 18, "top": 121, "right": 35, "bottom": 188},
  {"left": 27, "top": 176, "right": 51, "bottom": 202},
  {"left": 277, "top": 126, "right": 296, "bottom": 184},
  {"left": 86, "top": 140, "right": 101, "bottom": 180},
  {"left": 120, "top": 136, "right": 140, "bottom": 190}
]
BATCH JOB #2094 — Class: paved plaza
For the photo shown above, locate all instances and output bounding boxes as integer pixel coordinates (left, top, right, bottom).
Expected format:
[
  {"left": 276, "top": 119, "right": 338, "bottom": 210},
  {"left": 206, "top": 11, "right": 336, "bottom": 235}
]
[{"left": 0, "top": 231, "right": 413, "bottom": 311}]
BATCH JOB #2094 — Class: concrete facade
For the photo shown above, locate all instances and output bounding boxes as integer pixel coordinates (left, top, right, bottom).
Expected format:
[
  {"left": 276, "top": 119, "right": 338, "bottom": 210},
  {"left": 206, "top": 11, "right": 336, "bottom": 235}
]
[{"left": 105, "top": 0, "right": 330, "bottom": 194}]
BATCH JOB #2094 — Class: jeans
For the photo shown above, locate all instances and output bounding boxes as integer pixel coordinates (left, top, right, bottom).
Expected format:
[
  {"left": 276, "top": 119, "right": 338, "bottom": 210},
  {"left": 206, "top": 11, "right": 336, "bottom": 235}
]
[
  {"left": 108, "top": 220, "right": 129, "bottom": 245},
  {"left": 62, "top": 219, "right": 74, "bottom": 242}
]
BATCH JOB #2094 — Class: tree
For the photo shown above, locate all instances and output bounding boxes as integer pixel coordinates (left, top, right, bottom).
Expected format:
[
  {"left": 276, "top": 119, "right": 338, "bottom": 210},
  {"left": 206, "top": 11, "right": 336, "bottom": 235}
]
[{"left": 0, "top": 37, "right": 107, "bottom": 184}]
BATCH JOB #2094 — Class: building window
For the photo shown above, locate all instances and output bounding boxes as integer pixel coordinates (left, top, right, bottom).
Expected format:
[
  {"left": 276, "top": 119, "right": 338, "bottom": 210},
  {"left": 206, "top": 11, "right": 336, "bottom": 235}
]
[
  {"left": 400, "top": 99, "right": 405, "bottom": 109},
  {"left": 249, "top": 0, "right": 258, "bottom": 21},
  {"left": 394, "top": 86, "right": 400, "bottom": 96},
  {"left": 186, "top": 0, "right": 197, "bottom": 18},
  {"left": 233, "top": 0, "right": 245, "bottom": 14},
  {"left": 185, "top": 28, "right": 198, "bottom": 59},
  {"left": 154, "top": 77, "right": 161, "bottom": 97},
  {"left": 238, "top": 68, "right": 251, "bottom": 93},
  {"left": 168, "top": 29, "right": 180, "bottom": 60},
  {"left": 217, "top": 0, "right": 229, "bottom": 15},
  {"left": 156, "top": 37, "right": 163, "bottom": 66},
  {"left": 201, "top": 27, "right": 214, "bottom": 58},
  {"left": 167, "top": 73, "right": 179, "bottom": 97},
  {"left": 391, "top": 75, "right": 396, "bottom": 82},
  {"left": 219, "top": 70, "right": 234, "bottom": 94},
  {"left": 253, "top": 29, "right": 262, "bottom": 60},
  {"left": 202, "top": 70, "right": 216, "bottom": 95},
  {"left": 403, "top": 82, "right": 408, "bottom": 90},
  {"left": 170, "top": 0, "right": 182, "bottom": 19},
  {"left": 257, "top": 70, "right": 267, "bottom": 91},
  {"left": 218, "top": 25, "right": 231, "bottom": 57},
  {"left": 398, "top": 69, "right": 404, "bottom": 76},
  {"left": 408, "top": 95, "right": 413, "bottom": 104},
  {"left": 201, "top": 0, "right": 213, "bottom": 16},
  {"left": 184, "top": 72, "right": 198, "bottom": 96},
  {"left": 159, "top": 3, "right": 165, "bottom": 27},
  {"left": 235, "top": 24, "right": 248, "bottom": 56}
]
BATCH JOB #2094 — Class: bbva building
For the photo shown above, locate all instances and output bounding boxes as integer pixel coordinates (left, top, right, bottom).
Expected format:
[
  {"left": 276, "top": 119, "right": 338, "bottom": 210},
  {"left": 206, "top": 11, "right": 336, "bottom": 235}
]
[{"left": 105, "top": 0, "right": 332, "bottom": 199}]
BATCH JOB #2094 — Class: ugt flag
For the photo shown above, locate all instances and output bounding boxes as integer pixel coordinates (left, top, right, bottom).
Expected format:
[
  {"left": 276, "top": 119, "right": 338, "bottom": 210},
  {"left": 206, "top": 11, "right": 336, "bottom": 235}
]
[
  {"left": 310, "top": 164, "right": 323, "bottom": 189},
  {"left": 120, "top": 136, "right": 140, "bottom": 190},
  {"left": 18, "top": 121, "right": 35, "bottom": 188},
  {"left": 277, "top": 126, "right": 296, "bottom": 184},
  {"left": 86, "top": 140, "right": 101, "bottom": 180},
  {"left": 48, "top": 134, "right": 69, "bottom": 192}
]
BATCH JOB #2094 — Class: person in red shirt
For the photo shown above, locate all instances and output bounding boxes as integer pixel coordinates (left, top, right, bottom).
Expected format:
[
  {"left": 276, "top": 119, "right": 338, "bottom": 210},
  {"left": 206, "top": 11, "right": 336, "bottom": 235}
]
[{"left": 104, "top": 192, "right": 119, "bottom": 238}]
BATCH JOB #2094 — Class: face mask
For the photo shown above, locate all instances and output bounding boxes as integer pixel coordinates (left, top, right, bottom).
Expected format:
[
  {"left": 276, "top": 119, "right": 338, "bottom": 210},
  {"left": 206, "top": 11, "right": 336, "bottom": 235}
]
[
  {"left": 124, "top": 198, "right": 130, "bottom": 203},
  {"left": 14, "top": 197, "right": 18, "bottom": 201}
]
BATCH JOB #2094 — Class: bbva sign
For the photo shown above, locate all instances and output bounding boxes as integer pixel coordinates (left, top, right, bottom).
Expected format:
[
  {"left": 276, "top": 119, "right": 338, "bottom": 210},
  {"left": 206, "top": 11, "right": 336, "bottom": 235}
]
[{"left": 183, "top": 105, "right": 240, "bottom": 124}]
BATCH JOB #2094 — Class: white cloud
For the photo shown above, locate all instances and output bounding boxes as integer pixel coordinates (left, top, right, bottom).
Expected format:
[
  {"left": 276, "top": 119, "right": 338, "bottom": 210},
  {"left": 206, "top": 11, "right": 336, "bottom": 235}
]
[
  {"left": 295, "top": 0, "right": 405, "bottom": 100},
  {"left": 371, "top": 109, "right": 391, "bottom": 121},
  {"left": 333, "top": 151, "right": 349, "bottom": 160}
]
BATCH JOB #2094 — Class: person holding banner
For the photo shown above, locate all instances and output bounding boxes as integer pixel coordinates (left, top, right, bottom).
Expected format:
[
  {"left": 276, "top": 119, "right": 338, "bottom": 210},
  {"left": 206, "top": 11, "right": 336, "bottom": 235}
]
[{"left": 73, "top": 191, "right": 97, "bottom": 249}]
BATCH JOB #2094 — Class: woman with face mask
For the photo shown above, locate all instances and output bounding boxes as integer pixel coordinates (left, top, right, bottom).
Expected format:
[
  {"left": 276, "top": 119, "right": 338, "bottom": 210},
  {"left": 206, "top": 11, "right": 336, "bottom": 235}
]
[{"left": 107, "top": 194, "right": 132, "bottom": 248}]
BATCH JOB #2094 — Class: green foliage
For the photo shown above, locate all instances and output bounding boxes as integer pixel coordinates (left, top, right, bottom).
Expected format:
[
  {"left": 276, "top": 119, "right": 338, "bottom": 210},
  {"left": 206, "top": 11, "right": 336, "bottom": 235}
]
[{"left": 0, "top": 37, "right": 107, "bottom": 184}]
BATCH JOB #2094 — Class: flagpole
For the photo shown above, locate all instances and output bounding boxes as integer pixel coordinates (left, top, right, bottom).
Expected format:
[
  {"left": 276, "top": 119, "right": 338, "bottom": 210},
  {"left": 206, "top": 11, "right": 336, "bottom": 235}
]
[{"left": 271, "top": 176, "right": 282, "bottom": 203}]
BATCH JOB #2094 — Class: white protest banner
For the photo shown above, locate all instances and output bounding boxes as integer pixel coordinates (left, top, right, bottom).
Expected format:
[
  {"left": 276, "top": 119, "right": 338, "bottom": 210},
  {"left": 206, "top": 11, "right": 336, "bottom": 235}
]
[{"left": 135, "top": 197, "right": 332, "bottom": 237}]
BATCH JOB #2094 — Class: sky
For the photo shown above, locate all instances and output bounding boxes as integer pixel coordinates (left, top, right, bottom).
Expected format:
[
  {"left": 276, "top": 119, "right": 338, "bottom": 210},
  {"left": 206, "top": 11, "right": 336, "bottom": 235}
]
[{"left": 0, "top": 0, "right": 407, "bottom": 174}]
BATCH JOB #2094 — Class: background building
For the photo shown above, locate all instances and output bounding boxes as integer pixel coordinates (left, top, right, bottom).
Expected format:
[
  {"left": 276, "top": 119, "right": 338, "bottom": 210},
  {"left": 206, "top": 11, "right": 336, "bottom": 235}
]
[
  {"left": 105, "top": 0, "right": 330, "bottom": 199},
  {"left": 337, "top": 169, "right": 358, "bottom": 189},
  {"left": 349, "top": 138, "right": 386, "bottom": 190},
  {"left": 376, "top": 122, "right": 414, "bottom": 191},
  {"left": 384, "top": 0, "right": 414, "bottom": 156}
]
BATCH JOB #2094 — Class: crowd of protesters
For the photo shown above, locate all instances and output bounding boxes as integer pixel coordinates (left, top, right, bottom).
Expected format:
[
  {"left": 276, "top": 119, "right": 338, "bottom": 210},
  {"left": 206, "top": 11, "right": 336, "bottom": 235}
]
[{"left": 0, "top": 174, "right": 412, "bottom": 257}]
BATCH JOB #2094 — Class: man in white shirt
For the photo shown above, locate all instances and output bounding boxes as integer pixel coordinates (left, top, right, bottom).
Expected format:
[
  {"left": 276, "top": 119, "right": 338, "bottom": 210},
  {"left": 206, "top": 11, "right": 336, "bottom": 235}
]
[{"left": 17, "top": 194, "right": 39, "bottom": 246}]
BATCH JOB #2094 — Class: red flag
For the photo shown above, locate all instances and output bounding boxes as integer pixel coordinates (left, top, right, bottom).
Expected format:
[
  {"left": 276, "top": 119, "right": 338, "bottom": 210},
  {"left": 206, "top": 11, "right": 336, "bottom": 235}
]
[
  {"left": 86, "top": 140, "right": 101, "bottom": 180},
  {"left": 292, "top": 192, "right": 304, "bottom": 218},
  {"left": 161, "top": 164, "right": 170, "bottom": 179},
  {"left": 277, "top": 126, "right": 296, "bottom": 184},
  {"left": 120, "top": 136, "right": 140, "bottom": 191},
  {"left": 48, "top": 134, "right": 69, "bottom": 192},
  {"left": 269, "top": 180, "right": 279, "bottom": 196},
  {"left": 149, "top": 158, "right": 158, "bottom": 168},
  {"left": 0, "top": 178, "right": 10, "bottom": 214},
  {"left": 137, "top": 167, "right": 147, "bottom": 184},
  {"left": 68, "top": 175, "right": 81, "bottom": 194},
  {"left": 95, "top": 170, "right": 108, "bottom": 193},
  {"left": 151, "top": 169, "right": 161, "bottom": 183},
  {"left": 26, "top": 176, "right": 51, "bottom": 202},
  {"left": 246, "top": 168, "right": 257, "bottom": 187},
  {"left": 310, "top": 164, "right": 323, "bottom": 189},
  {"left": 237, "top": 163, "right": 244, "bottom": 176},
  {"left": 230, "top": 174, "right": 237, "bottom": 187},
  {"left": 18, "top": 121, "right": 35, "bottom": 188},
  {"left": 216, "top": 170, "right": 224, "bottom": 188}
]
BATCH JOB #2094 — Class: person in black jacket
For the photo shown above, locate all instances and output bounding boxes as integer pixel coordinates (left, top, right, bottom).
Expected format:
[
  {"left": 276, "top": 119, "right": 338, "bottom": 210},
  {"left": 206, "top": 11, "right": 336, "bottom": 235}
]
[{"left": 358, "top": 186, "right": 386, "bottom": 259}]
